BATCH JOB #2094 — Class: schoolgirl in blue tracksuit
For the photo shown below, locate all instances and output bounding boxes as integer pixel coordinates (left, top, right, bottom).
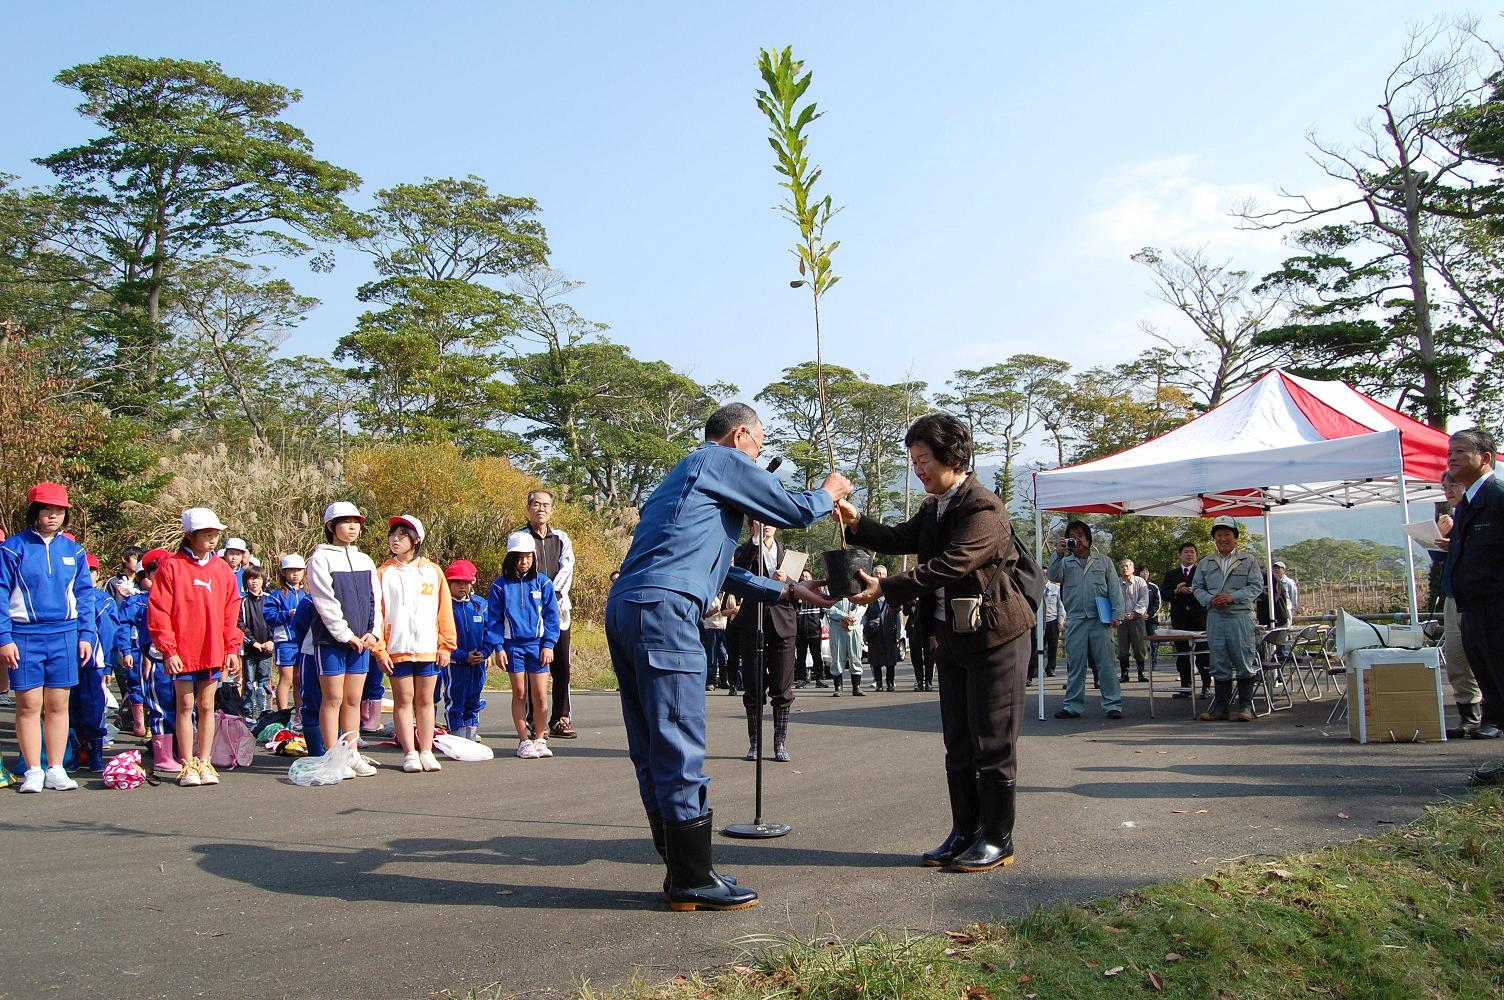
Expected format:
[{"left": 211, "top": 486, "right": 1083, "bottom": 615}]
[
  {"left": 485, "top": 534, "right": 559, "bottom": 759},
  {"left": 290, "top": 593, "right": 328, "bottom": 757},
  {"left": 70, "top": 555, "right": 119, "bottom": 769},
  {"left": 0, "top": 482, "right": 96, "bottom": 792},
  {"left": 443, "top": 560, "right": 490, "bottom": 739},
  {"left": 121, "top": 548, "right": 184, "bottom": 774},
  {"left": 263, "top": 555, "right": 308, "bottom": 711}
]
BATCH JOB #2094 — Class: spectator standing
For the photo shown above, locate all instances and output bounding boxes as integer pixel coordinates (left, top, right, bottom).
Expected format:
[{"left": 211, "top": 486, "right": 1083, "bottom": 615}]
[
  {"left": 1117, "top": 559, "right": 1149, "bottom": 683},
  {"left": 863, "top": 565, "right": 902, "bottom": 692},
  {"left": 0, "top": 483, "right": 95, "bottom": 792},
  {"left": 1035, "top": 580, "right": 1062, "bottom": 682},
  {"left": 239, "top": 566, "right": 275, "bottom": 716},
  {"left": 1048, "top": 521, "right": 1124, "bottom": 720},
  {"left": 522, "top": 489, "right": 578, "bottom": 741},
  {"left": 905, "top": 597, "right": 934, "bottom": 691},
  {"left": 793, "top": 571, "right": 825, "bottom": 688},
  {"left": 105, "top": 546, "right": 144, "bottom": 604},
  {"left": 443, "top": 559, "right": 490, "bottom": 740},
  {"left": 729, "top": 523, "right": 799, "bottom": 762},
  {"left": 1440, "top": 428, "right": 1504, "bottom": 740},
  {"left": 1193, "top": 516, "right": 1264, "bottom": 722},
  {"left": 827, "top": 596, "right": 864, "bottom": 696},
  {"left": 1139, "top": 566, "right": 1160, "bottom": 672},
  {"left": 264, "top": 555, "right": 308, "bottom": 713},
  {"left": 488, "top": 533, "right": 561, "bottom": 760},
  {"left": 1163, "top": 542, "right": 1211, "bottom": 699},
  {"left": 700, "top": 592, "right": 730, "bottom": 694},
  {"left": 1436, "top": 471, "right": 1484, "bottom": 737}
]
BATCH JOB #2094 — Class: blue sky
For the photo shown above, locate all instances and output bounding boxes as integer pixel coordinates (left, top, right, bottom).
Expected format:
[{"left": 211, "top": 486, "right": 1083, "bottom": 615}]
[{"left": 5, "top": 2, "right": 1487, "bottom": 411}]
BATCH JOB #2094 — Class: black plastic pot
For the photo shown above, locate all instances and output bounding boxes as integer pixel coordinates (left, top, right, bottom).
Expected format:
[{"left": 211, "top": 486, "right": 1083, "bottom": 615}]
[{"left": 823, "top": 547, "right": 874, "bottom": 599}]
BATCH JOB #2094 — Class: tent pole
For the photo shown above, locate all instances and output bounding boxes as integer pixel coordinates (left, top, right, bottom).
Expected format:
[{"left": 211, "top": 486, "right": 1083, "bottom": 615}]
[
  {"left": 1034, "top": 480, "right": 1046, "bottom": 721},
  {"left": 1394, "top": 439, "right": 1420, "bottom": 625}
]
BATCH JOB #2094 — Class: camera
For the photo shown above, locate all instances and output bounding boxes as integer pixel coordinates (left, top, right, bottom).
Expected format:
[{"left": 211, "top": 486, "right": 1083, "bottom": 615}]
[{"left": 1065, "top": 537, "right": 1077, "bottom": 551}]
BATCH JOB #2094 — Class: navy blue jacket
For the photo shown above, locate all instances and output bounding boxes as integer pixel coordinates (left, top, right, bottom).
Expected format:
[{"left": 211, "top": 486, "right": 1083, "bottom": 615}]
[{"left": 1443, "top": 474, "right": 1504, "bottom": 611}]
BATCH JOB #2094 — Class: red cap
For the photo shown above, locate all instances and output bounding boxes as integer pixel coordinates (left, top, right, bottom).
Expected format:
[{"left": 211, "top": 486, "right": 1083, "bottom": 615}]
[
  {"left": 85, "top": 553, "right": 101, "bottom": 570},
  {"left": 444, "top": 559, "right": 478, "bottom": 583},
  {"left": 140, "top": 548, "right": 173, "bottom": 571},
  {"left": 27, "top": 482, "right": 71, "bottom": 508}
]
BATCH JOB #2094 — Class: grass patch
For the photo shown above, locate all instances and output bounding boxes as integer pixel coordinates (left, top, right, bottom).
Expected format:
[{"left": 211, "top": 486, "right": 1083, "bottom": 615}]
[{"left": 438, "top": 790, "right": 1504, "bottom": 1000}]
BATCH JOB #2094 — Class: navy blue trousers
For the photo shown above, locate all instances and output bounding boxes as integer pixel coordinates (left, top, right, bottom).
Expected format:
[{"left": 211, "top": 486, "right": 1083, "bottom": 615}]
[{"left": 607, "top": 587, "right": 710, "bottom": 822}]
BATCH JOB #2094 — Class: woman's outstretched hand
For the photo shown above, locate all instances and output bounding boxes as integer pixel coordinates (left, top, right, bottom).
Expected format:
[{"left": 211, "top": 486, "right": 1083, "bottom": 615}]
[
  {"left": 849, "top": 569, "right": 883, "bottom": 606},
  {"left": 833, "top": 499, "right": 861, "bottom": 526}
]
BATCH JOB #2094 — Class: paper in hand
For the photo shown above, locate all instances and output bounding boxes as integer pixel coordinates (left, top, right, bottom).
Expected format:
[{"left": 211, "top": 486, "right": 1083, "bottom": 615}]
[
  {"left": 1402, "top": 521, "right": 1445, "bottom": 552},
  {"left": 779, "top": 549, "right": 809, "bottom": 581}
]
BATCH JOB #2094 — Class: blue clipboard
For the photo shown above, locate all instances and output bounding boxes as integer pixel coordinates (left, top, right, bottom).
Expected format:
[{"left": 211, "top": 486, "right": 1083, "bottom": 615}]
[{"left": 1095, "top": 596, "right": 1114, "bottom": 624}]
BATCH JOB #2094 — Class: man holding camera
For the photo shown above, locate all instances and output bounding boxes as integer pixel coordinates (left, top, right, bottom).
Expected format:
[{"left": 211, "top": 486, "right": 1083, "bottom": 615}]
[{"left": 1048, "top": 521, "right": 1124, "bottom": 719}]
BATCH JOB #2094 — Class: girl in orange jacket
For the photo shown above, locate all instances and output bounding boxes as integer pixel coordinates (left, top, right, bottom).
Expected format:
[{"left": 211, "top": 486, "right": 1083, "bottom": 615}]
[{"left": 378, "top": 515, "right": 456, "bottom": 773}]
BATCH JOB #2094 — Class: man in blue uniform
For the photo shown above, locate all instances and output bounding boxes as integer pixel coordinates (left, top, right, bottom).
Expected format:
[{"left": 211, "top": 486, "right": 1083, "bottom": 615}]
[{"left": 608, "top": 402, "right": 851, "bottom": 911}]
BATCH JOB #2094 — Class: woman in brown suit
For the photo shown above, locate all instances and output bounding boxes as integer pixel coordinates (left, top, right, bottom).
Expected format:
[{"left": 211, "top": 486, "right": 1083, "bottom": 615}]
[{"left": 834, "top": 412, "right": 1035, "bottom": 871}]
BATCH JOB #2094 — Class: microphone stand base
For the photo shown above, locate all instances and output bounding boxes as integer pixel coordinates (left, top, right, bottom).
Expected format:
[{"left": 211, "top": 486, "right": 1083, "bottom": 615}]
[{"left": 722, "top": 820, "right": 791, "bottom": 839}]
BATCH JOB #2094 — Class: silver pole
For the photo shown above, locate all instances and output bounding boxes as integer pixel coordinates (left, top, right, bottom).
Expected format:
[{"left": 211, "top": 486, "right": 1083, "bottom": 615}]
[
  {"left": 1394, "top": 436, "right": 1420, "bottom": 625},
  {"left": 1034, "top": 477, "right": 1046, "bottom": 721}
]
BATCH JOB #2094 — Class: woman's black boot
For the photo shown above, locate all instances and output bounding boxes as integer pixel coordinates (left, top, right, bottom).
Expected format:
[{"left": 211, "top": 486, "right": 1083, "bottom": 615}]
[
  {"left": 950, "top": 776, "right": 1016, "bottom": 872},
  {"left": 922, "top": 768, "right": 980, "bottom": 867}
]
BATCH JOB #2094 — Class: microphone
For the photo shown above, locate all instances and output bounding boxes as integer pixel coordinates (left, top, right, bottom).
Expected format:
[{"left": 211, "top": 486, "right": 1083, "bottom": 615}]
[{"left": 765, "top": 456, "right": 783, "bottom": 474}]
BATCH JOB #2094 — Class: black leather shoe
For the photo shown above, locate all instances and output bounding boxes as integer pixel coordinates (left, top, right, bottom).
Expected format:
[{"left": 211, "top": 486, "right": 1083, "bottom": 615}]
[
  {"left": 664, "top": 813, "right": 758, "bottom": 911},
  {"left": 1105, "top": 709, "right": 1123, "bottom": 719},
  {"left": 950, "top": 777, "right": 1016, "bottom": 872},
  {"left": 1053, "top": 708, "right": 1081, "bottom": 719}
]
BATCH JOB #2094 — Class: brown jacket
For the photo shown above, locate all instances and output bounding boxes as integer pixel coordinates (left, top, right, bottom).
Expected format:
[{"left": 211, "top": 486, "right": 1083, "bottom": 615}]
[{"left": 845, "top": 474, "right": 1034, "bottom": 656}]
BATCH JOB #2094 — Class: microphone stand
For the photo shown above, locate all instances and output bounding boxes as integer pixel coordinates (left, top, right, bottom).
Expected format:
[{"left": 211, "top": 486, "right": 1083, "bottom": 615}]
[{"left": 724, "top": 530, "right": 791, "bottom": 840}]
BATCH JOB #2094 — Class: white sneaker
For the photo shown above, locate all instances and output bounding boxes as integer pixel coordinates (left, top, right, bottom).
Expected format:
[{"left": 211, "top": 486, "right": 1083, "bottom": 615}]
[
  {"left": 418, "top": 750, "right": 442, "bottom": 772},
  {"left": 178, "top": 758, "right": 203, "bottom": 787},
  {"left": 350, "top": 753, "right": 378, "bottom": 777},
  {"left": 342, "top": 764, "right": 357, "bottom": 780},
  {"left": 533, "top": 739, "right": 553, "bottom": 759},
  {"left": 18, "top": 767, "right": 44, "bottom": 793},
  {"left": 402, "top": 751, "right": 423, "bottom": 773},
  {"left": 0, "top": 690, "right": 15, "bottom": 707},
  {"left": 43, "top": 765, "right": 78, "bottom": 790},
  {"left": 516, "top": 739, "right": 537, "bottom": 759}
]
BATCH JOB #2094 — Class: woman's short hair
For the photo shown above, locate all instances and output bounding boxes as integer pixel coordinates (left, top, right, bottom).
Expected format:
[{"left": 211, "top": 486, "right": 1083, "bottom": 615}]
[{"left": 903, "top": 412, "right": 972, "bottom": 471}]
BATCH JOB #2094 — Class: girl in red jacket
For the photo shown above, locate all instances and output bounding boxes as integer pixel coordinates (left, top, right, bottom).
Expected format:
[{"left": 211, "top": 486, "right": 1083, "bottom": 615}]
[{"left": 147, "top": 508, "right": 244, "bottom": 787}]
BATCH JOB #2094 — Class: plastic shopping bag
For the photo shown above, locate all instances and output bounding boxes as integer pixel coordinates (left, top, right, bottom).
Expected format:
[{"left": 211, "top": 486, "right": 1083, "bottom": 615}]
[
  {"left": 432, "top": 732, "right": 495, "bottom": 761},
  {"left": 288, "top": 731, "right": 358, "bottom": 786}
]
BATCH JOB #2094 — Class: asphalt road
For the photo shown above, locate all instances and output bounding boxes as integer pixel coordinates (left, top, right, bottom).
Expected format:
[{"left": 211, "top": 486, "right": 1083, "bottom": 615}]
[{"left": 0, "top": 673, "right": 1486, "bottom": 1000}]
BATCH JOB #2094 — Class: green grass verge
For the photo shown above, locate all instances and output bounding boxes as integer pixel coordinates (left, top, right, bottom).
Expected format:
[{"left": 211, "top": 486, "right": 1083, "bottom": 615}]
[{"left": 440, "top": 789, "right": 1504, "bottom": 1000}]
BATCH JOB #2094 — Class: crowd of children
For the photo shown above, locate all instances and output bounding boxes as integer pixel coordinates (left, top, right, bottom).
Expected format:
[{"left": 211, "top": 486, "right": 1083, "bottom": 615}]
[{"left": 0, "top": 485, "right": 566, "bottom": 793}]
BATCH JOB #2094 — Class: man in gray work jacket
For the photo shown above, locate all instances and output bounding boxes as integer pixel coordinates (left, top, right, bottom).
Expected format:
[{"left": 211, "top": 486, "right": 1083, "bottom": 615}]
[
  {"left": 1048, "top": 520, "right": 1124, "bottom": 719},
  {"left": 1193, "top": 515, "right": 1265, "bottom": 722}
]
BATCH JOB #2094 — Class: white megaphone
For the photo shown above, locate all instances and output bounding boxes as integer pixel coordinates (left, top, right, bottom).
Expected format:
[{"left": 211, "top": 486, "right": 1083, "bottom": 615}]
[{"left": 1334, "top": 608, "right": 1426, "bottom": 658}]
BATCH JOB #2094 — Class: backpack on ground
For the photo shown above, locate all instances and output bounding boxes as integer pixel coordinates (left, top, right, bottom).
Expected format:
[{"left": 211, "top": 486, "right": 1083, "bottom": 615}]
[{"left": 210, "top": 710, "right": 256, "bottom": 769}]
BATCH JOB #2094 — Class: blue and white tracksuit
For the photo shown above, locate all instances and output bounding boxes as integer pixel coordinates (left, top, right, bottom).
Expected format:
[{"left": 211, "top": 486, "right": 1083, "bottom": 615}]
[
  {"left": 121, "top": 590, "right": 175, "bottom": 735},
  {"left": 70, "top": 587, "right": 118, "bottom": 763},
  {"left": 605, "top": 442, "right": 833, "bottom": 822},
  {"left": 446, "top": 595, "right": 491, "bottom": 730},
  {"left": 263, "top": 585, "right": 308, "bottom": 667},
  {"left": 0, "top": 529, "right": 96, "bottom": 694},
  {"left": 486, "top": 572, "right": 560, "bottom": 676},
  {"left": 288, "top": 596, "right": 327, "bottom": 756}
]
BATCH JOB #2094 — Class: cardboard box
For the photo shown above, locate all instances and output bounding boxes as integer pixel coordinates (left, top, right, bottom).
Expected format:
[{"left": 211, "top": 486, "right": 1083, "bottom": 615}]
[{"left": 1347, "top": 647, "right": 1445, "bottom": 744}]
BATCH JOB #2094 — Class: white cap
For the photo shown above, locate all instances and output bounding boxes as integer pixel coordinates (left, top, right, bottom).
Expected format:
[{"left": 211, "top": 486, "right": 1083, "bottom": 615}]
[
  {"left": 182, "top": 507, "right": 227, "bottom": 533},
  {"left": 1210, "top": 515, "right": 1240, "bottom": 535},
  {"left": 506, "top": 531, "right": 536, "bottom": 555},
  {"left": 388, "top": 514, "right": 426, "bottom": 544},
  {"left": 322, "top": 501, "right": 366, "bottom": 525},
  {"left": 247, "top": 554, "right": 261, "bottom": 567},
  {"left": 279, "top": 554, "right": 306, "bottom": 570},
  {"left": 224, "top": 537, "right": 248, "bottom": 552}
]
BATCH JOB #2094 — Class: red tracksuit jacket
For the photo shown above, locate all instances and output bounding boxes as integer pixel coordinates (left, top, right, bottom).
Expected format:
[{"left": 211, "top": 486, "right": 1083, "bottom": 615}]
[{"left": 147, "top": 549, "right": 244, "bottom": 675}]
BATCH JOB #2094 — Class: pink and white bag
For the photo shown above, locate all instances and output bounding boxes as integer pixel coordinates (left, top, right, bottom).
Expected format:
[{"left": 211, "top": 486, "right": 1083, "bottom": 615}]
[{"left": 103, "top": 749, "right": 147, "bottom": 789}]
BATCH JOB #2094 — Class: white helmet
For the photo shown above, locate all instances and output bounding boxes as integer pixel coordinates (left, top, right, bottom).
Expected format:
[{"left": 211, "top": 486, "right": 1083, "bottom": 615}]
[
  {"left": 322, "top": 501, "right": 366, "bottom": 525},
  {"left": 506, "top": 531, "right": 537, "bottom": 555},
  {"left": 279, "top": 554, "right": 306, "bottom": 570}
]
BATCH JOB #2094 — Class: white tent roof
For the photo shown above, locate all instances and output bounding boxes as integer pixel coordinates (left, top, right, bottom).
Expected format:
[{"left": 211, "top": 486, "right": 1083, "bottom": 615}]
[{"left": 1031, "top": 370, "right": 1448, "bottom": 516}]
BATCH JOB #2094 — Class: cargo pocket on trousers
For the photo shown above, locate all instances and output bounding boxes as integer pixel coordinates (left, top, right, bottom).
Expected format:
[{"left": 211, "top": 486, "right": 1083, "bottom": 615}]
[{"left": 643, "top": 647, "right": 706, "bottom": 722}]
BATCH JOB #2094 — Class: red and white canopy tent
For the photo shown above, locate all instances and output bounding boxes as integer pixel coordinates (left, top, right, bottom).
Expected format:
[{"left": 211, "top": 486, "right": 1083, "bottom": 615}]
[{"left": 1028, "top": 369, "right": 1449, "bottom": 718}]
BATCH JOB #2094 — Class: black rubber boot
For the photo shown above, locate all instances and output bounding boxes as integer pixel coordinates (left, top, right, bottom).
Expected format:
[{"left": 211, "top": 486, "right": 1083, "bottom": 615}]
[
  {"left": 949, "top": 776, "right": 1016, "bottom": 872},
  {"left": 922, "top": 769, "right": 980, "bottom": 867},
  {"left": 743, "top": 709, "right": 758, "bottom": 761},
  {"left": 772, "top": 705, "right": 790, "bottom": 762},
  {"left": 1234, "top": 678, "right": 1257, "bottom": 721},
  {"left": 1199, "top": 679, "right": 1232, "bottom": 721},
  {"left": 1448, "top": 702, "right": 1483, "bottom": 739},
  {"left": 649, "top": 812, "right": 736, "bottom": 896},
  {"left": 664, "top": 812, "right": 759, "bottom": 911},
  {"left": 851, "top": 672, "right": 865, "bottom": 696}
]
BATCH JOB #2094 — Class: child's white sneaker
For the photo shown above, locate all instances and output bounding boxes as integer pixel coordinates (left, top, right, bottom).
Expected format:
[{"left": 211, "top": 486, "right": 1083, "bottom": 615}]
[
  {"left": 178, "top": 758, "right": 203, "bottom": 787},
  {"left": 197, "top": 760, "right": 220, "bottom": 786},
  {"left": 350, "top": 754, "right": 378, "bottom": 778},
  {"left": 533, "top": 739, "right": 553, "bottom": 758},
  {"left": 18, "top": 767, "right": 44, "bottom": 793},
  {"left": 402, "top": 751, "right": 423, "bottom": 773},
  {"left": 418, "top": 750, "right": 442, "bottom": 772},
  {"left": 43, "top": 765, "right": 78, "bottom": 790},
  {"left": 516, "top": 739, "right": 537, "bottom": 759}
]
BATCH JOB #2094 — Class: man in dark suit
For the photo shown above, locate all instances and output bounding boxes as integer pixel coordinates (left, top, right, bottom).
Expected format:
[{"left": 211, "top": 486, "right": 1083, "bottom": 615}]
[
  {"left": 1440, "top": 428, "right": 1504, "bottom": 740},
  {"left": 1162, "top": 541, "right": 1210, "bottom": 699},
  {"left": 728, "top": 522, "right": 799, "bottom": 761}
]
